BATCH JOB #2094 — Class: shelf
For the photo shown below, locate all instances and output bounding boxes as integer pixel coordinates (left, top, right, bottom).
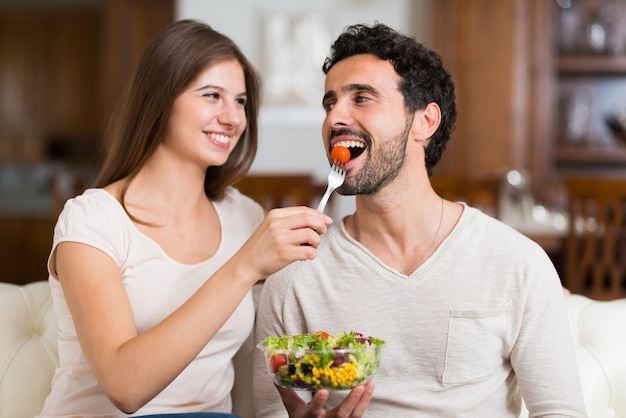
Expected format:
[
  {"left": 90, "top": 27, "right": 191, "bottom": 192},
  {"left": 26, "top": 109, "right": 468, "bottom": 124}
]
[
  {"left": 558, "top": 56, "right": 626, "bottom": 75},
  {"left": 554, "top": 145, "right": 626, "bottom": 165}
]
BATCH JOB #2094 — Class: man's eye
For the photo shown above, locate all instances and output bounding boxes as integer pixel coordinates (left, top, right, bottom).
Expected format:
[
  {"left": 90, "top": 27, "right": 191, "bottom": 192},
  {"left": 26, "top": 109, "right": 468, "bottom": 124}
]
[
  {"left": 355, "top": 95, "right": 370, "bottom": 103},
  {"left": 323, "top": 102, "right": 335, "bottom": 112}
]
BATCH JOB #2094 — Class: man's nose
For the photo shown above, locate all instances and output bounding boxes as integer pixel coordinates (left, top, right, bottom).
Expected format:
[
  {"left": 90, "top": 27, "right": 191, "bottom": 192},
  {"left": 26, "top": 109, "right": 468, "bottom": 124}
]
[{"left": 325, "top": 102, "right": 353, "bottom": 128}]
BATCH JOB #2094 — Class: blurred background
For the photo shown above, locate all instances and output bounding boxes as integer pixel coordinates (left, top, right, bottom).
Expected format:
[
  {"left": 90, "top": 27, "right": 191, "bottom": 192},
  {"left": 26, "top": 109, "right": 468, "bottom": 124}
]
[{"left": 1, "top": 0, "right": 625, "bottom": 300}]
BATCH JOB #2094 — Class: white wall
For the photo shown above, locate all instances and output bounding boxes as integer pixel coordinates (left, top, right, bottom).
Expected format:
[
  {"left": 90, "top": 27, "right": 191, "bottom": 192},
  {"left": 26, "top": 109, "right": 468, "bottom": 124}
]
[{"left": 176, "top": 0, "right": 427, "bottom": 217}]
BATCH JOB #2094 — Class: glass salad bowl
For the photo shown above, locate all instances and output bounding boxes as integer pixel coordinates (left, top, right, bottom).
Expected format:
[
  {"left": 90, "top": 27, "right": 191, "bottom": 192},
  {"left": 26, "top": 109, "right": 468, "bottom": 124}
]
[{"left": 257, "top": 331, "right": 384, "bottom": 391}]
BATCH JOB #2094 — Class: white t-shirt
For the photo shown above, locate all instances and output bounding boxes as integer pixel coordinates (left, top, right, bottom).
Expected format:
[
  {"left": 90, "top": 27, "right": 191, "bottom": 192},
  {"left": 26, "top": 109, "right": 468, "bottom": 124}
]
[
  {"left": 254, "top": 205, "right": 588, "bottom": 418},
  {"left": 39, "top": 187, "right": 264, "bottom": 417}
]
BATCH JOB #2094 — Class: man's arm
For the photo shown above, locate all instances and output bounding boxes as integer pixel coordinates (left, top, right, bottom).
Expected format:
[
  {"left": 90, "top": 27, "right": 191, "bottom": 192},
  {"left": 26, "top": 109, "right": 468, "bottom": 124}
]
[{"left": 512, "top": 250, "right": 588, "bottom": 417}]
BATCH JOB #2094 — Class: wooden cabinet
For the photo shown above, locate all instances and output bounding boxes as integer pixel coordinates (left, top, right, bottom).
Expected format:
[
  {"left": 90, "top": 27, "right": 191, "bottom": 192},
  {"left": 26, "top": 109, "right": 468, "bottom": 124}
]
[
  {"left": 429, "top": 0, "right": 543, "bottom": 185},
  {"left": 100, "top": 0, "right": 175, "bottom": 129},
  {"left": 0, "top": 1, "right": 173, "bottom": 285},
  {"left": 0, "top": 216, "right": 56, "bottom": 284},
  {"left": 551, "top": 0, "right": 626, "bottom": 176},
  {"left": 46, "top": 11, "right": 101, "bottom": 137},
  {"left": 0, "top": 1, "right": 174, "bottom": 163},
  {"left": 429, "top": 0, "right": 626, "bottom": 204},
  {"left": 0, "top": 8, "right": 100, "bottom": 161}
]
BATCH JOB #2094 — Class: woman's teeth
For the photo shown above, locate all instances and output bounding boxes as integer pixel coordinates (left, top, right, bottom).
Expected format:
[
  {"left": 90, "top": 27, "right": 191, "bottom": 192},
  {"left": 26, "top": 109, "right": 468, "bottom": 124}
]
[{"left": 209, "top": 133, "right": 229, "bottom": 144}]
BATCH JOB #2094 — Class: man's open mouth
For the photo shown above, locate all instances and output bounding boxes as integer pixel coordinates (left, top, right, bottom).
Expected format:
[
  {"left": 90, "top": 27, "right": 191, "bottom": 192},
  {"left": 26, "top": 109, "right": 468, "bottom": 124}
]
[{"left": 333, "top": 141, "right": 366, "bottom": 161}]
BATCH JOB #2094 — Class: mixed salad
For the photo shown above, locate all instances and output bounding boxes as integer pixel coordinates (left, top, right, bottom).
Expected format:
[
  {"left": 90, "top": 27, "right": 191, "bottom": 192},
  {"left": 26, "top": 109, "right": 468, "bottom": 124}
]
[{"left": 259, "top": 331, "right": 385, "bottom": 390}]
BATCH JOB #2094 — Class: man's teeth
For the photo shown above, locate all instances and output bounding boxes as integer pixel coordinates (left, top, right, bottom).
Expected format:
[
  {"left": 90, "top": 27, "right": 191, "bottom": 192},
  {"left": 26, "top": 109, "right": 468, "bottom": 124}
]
[
  {"left": 334, "top": 141, "right": 365, "bottom": 149},
  {"left": 209, "top": 133, "right": 229, "bottom": 144}
]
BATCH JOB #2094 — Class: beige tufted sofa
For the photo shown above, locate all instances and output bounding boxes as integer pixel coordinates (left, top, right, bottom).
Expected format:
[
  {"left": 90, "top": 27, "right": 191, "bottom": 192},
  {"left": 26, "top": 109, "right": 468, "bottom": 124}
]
[
  {"left": 0, "top": 281, "right": 258, "bottom": 418},
  {"left": 1, "top": 281, "right": 625, "bottom": 418}
]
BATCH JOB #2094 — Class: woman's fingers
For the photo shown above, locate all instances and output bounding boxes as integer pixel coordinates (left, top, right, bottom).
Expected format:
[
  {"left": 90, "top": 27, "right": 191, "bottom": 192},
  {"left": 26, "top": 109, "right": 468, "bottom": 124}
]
[
  {"left": 234, "top": 206, "right": 333, "bottom": 280},
  {"left": 265, "top": 206, "right": 333, "bottom": 236},
  {"left": 259, "top": 207, "right": 331, "bottom": 249}
]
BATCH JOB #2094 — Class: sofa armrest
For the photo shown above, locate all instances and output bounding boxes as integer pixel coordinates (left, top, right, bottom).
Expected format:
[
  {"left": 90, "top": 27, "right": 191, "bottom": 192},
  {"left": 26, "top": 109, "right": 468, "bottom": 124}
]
[
  {"left": 519, "top": 294, "right": 626, "bottom": 418},
  {"left": 0, "top": 281, "right": 59, "bottom": 418},
  {"left": 566, "top": 294, "right": 626, "bottom": 418}
]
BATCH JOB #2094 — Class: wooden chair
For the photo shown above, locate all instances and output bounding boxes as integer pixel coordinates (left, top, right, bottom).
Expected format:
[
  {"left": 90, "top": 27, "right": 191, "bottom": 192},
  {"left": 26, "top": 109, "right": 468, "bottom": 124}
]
[
  {"left": 50, "top": 173, "right": 324, "bottom": 215},
  {"left": 234, "top": 174, "right": 325, "bottom": 211},
  {"left": 563, "top": 177, "right": 626, "bottom": 300}
]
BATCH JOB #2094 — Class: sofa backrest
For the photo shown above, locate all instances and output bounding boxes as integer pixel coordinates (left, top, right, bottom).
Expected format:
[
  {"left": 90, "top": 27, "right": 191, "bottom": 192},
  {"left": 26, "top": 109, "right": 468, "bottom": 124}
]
[{"left": 1, "top": 282, "right": 625, "bottom": 418}]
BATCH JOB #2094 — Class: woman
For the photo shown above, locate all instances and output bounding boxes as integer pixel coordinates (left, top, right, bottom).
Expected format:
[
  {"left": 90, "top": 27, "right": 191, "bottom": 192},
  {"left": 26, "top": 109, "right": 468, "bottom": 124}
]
[{"left": 38, "top": 20, "right": 331, "bottom": 417}]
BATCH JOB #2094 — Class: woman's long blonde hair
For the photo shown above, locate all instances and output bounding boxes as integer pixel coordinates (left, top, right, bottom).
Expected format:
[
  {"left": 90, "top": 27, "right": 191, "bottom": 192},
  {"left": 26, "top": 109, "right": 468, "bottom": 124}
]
[{"left": 95, "top": 19, "right": 261, "bottom": 205}]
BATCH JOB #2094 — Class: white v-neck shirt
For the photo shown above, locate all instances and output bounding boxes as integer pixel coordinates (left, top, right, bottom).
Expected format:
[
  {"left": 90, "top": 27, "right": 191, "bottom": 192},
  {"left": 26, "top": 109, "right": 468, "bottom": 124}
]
[
  {"left": 254, "top": 205, "right": 587, "bottom": 418},
  {"left": 39, "top": 187, "right": 264, "bottom": 417}
]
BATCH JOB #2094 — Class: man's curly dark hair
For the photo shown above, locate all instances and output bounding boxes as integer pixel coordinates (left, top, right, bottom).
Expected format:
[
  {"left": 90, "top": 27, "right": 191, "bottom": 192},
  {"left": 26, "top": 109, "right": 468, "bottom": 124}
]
[{"left": 322, "top": 23, "right": 457, "bottom": 176}]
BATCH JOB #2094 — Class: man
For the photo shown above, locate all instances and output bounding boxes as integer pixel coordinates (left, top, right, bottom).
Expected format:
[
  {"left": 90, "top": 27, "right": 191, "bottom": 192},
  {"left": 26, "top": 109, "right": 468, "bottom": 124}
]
[{"left": 253, "top": 23, "right": 587, "bottom": 418}]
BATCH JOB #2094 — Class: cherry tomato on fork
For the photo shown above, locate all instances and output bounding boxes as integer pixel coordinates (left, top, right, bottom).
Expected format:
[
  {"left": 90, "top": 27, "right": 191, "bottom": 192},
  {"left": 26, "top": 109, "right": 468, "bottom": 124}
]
[{"left": 330, "top": 146, "right": 350, "bottom": 164}]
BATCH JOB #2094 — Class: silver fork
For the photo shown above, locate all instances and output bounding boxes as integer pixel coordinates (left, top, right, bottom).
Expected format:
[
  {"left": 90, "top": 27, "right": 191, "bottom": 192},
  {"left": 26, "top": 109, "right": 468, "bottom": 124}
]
[{"left": 316, "top": 163, "right": 346, "bottom": 213}]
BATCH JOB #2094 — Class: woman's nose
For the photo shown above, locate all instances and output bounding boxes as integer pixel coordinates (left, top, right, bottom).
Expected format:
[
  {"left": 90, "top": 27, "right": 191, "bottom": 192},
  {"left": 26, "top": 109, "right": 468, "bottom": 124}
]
[{"left": 218, "top": 102, "right": 243, "bottom": 126}]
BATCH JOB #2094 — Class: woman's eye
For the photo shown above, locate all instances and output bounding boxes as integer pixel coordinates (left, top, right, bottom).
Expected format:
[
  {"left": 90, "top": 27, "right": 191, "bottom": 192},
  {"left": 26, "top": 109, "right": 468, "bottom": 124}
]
[
  {"left": 203, "top": 92, "right": 219, "bottom": 99},
  {"left": 236, "top": 98, "right": 247, "bottom": 106}
]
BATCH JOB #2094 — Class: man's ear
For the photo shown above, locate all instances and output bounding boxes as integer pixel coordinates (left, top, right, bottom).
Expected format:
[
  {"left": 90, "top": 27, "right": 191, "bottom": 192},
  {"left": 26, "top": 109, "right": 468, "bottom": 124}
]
[{"left": 411, "top": 102, "right": 441, "bottom": 142}]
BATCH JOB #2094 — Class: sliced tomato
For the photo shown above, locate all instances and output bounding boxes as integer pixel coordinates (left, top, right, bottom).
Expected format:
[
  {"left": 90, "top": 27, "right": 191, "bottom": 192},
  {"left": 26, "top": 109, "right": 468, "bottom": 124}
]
[
  {"left": 269, "top": 354, "right": 287, "bottom": 373},
  {"left": 314, "top": 331, "right": 329, "bottom": 340}
]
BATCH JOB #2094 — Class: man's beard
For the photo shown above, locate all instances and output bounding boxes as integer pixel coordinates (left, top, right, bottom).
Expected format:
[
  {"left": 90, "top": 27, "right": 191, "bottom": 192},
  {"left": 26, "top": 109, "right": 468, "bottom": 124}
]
[{"left": 339, "top": 117, "right": 412, "bottom": 196}]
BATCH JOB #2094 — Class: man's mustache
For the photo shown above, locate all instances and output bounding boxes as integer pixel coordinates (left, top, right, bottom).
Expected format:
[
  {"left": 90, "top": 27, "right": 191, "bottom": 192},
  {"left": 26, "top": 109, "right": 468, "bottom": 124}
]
[{"left": 329, "top": 128, "right": 371, "bottom": 147}]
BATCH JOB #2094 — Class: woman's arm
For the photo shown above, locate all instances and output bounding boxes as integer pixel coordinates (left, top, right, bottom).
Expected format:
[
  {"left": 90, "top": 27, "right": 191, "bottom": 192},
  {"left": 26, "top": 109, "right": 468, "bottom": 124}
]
[{"left": 53, "top": 206, "right": 332, "bottom": 414}]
